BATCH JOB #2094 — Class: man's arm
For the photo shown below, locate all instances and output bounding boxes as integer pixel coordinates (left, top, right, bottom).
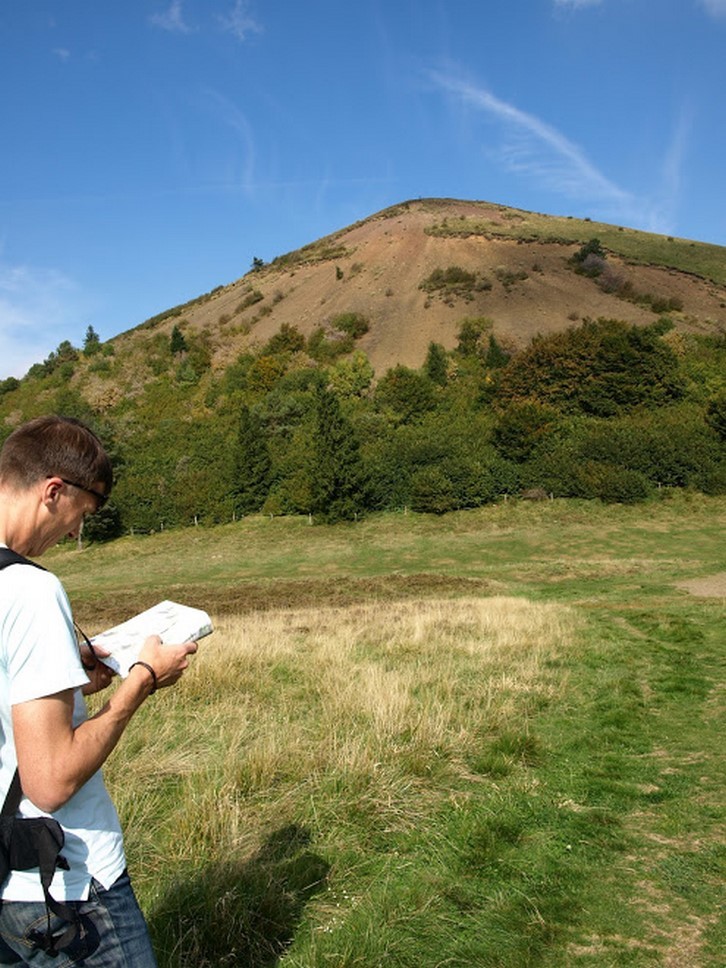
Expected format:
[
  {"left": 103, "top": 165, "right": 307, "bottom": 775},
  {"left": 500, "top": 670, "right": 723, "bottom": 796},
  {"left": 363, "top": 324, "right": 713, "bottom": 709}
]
[{"left": 12, "top": 635, "right": 197, "bottom": 813}]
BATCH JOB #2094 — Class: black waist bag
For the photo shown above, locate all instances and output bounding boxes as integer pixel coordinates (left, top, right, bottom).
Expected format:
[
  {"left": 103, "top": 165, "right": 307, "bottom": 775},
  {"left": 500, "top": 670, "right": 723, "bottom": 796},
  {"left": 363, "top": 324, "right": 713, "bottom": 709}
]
[
  {"left": 0, "top": 772, "right": 80, "bottom": 955},
  {"left": 0, "top": 549, "right": 81, "bottom": 955}
]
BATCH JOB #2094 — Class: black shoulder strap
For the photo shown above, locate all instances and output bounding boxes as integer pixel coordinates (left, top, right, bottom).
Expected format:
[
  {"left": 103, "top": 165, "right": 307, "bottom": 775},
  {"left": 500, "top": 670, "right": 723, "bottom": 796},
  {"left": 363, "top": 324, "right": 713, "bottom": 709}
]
[
  {"left": 0, "top": 548, "right": 45, "bottom": 571},
  {"left": 0, "top": 549, "right": 43, "bottom": 815},
  {"left": 0, "top": 549, "right": 80, "bottom": 954},
  {"left": 0, "top": 547, "right": 47, "bottom": 814}
]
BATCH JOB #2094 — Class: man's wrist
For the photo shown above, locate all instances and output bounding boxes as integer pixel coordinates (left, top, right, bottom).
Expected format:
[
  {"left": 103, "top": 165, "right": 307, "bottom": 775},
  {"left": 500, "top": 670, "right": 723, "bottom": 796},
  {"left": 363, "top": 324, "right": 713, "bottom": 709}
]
[{"left": 128, "top": 660, "right": 157, "bottom": 694}]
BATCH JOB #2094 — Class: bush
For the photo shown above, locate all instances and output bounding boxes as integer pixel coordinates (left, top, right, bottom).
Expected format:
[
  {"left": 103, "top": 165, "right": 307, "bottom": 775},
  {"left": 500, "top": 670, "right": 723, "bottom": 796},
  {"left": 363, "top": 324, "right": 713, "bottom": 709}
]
[
  {"left": 456, "top": 317, "right": 493, "bottom": 358},
  {"left": 570, "top": 239, "right": 607, "bottom": 276},
  {"left": 410, "top": 466, "right": 457, "bottom": 514},
  {"left": 374, "top": 366, "right": 437, "bottom": 423},
  {"left": 492, "top": 401, "right": 561, "bottom": 462},
  {"left": 331, "top": 312, "right": 370, "bottom": 339},
  {"left": 572, "top": 462, "right": 653, "bottom": 504},
  {"left": 0, "top": 377, "right": 20, "bottom": 398},
  {"left": 264, "top": 324, "right": 306, "bottom": 356},
  {"left": 420, "top": 266, "right": 482, "bottom": 301}
]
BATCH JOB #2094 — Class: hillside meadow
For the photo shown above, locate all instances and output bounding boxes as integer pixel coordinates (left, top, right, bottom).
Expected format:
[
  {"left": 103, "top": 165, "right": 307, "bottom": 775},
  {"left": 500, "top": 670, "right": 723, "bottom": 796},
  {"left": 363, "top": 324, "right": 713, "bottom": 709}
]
[{"left": 46, "top": 493, "right": 726, "bottom": 967}]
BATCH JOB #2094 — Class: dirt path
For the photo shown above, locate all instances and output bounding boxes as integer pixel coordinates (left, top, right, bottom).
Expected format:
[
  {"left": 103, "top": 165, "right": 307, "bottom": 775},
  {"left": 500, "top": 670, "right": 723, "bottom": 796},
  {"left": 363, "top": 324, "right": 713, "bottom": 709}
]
[{"left": 676, "top": 573, "right": 726, "bottom": 597}]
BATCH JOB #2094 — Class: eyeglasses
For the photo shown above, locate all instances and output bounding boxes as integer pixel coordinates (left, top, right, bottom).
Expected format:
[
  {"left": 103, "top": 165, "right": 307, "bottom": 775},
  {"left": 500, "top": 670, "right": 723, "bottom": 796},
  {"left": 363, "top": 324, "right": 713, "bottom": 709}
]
[{"left": 59, "top": 478, "right": 109, "bottom": 510}]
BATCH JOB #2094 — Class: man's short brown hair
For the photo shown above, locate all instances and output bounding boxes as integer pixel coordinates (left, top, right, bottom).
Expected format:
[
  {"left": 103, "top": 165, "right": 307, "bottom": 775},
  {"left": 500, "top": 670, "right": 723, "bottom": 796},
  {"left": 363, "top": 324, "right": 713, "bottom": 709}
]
[{"left": 0, "top": 415, "right": 113, "bottom": 496}]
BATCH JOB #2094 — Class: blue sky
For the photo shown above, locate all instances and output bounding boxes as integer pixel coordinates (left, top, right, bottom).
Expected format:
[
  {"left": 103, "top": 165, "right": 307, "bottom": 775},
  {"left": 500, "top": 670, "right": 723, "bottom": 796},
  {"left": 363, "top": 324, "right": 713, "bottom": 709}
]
[{"left": 1, "top": 0, "right": 725, "bottom": 379}]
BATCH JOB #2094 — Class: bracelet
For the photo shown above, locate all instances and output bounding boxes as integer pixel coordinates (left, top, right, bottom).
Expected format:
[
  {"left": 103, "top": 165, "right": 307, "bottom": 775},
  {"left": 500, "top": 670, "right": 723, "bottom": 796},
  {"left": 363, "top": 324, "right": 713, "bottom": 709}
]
[{"left": 129, "top": 660, "right": 158, "bottom": 694}]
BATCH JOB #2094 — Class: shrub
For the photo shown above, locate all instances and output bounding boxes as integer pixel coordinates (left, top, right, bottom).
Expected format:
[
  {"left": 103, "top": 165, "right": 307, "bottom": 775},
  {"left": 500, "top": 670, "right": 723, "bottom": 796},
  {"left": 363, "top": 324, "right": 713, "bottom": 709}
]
[
  {"left": 264, "top": 324, "right": 306, "bottom": 356},
  {"left": 456, "top": 317, "right": 493, "bottom": 359},
  {"left": 331, "top": 312, "right": 370, "bottom": 340},
  {"left": 307, "top": 327, "right": 354, "bottom": 363},
  {"left": 492, "top": 401, "right": 561, "bottom": 462},
  {"left": 374, "top": 366, "right": 437, "bottom": 423},
  {"left": 573, "top": 462, "right": 652, "bottom": 504},
  {"left": 410, "top": 465, "right": 457, "bottom": 514},
  {"left": 420, "top": 266, "right": 481, "bottom": 300},
  {"left": 494, "top": 267, "right": 529, "bottom": 290},
  {"left": 570, "top": 238, "right": 607, "bottom": 275},
  {"left": 236, "top": 290, "right": 264, "bottom": 313},
  {"left": 0, "top": 377, "right": 20, "bottom": 398}
]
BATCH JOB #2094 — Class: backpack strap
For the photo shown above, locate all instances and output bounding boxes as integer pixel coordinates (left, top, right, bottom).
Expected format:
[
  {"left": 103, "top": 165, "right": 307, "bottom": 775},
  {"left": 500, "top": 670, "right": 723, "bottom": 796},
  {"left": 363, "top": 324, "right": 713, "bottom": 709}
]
[
  {"left": 0, "top": 548, "right": 45, "bottom": 572},
  {"left": 0, "top": 546, "right": 44, "bottom": 819}
]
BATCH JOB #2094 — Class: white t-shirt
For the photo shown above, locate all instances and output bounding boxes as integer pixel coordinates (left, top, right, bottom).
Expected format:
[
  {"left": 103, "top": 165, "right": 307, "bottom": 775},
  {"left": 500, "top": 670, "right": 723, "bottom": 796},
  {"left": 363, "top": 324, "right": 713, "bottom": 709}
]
[{"left": 0, "top": 554, "right": 126, "bottom": 901}]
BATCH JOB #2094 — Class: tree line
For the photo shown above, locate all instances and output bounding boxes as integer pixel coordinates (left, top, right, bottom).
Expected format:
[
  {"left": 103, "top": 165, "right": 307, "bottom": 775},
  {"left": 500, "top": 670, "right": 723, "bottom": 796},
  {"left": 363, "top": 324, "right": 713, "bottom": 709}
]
[
  {"left": 84, "top": 314, "right": 726, "bottom": 538},
  {"left": 3, "top": 314, "right": 725, "bottom": 540}
]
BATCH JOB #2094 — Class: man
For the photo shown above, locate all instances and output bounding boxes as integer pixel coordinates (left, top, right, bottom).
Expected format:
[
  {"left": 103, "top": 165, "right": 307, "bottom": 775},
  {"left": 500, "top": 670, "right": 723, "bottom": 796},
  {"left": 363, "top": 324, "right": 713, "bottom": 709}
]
[{"left": 0, "top": 415, "right": 197, "bottom": 965}]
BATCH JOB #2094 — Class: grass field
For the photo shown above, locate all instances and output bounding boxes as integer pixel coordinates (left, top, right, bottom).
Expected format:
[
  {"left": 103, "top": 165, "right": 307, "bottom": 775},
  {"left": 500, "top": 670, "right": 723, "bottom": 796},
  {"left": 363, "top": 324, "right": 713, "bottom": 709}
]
[{"left": 52, "top": 493, "right": 725, "bottom": 967}]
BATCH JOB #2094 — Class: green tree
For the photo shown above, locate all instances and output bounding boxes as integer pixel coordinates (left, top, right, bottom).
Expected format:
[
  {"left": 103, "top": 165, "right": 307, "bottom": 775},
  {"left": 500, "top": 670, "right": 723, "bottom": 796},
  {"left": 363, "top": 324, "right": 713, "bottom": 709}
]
[
  {"left": 456, "top": 317, "right": 492, "bottom": 359},
  {"left": 82, "top": 503, "right": 123, "bottom": 543},
  {"left": 310, "top": 386, "right": 368, "bottom": 522},
  {"left": 423, "top": 342, "right": 449, "bottom": 386},
  {"left": 492, "top": 401, "right": 561, "bottom": 462},
  {"left": 327, "top": 351, "right": 375, "bottom": 398},
  {"left": 231, "top": 405, "right": 272, "bottom": 515},
  {"left": 484, "top": 335, "right": 510, "bottom": 369},
  {"left": 705, "top": 390, "right": 726, "bottom": 442},
  {"left": 170, "top": 324, "right": 187, "bottom": 356},
  {"left": 374, "top": 366, "right": 437, "bottom": 423},
  {"left": 496, "top": 318, "right": 684, "bottom": 416},
  {"left": 83, "top": 325, "right": 101, "bottom": 356},
  {"left": 0, "top": 377, "right": 20, "bottom": 398}
]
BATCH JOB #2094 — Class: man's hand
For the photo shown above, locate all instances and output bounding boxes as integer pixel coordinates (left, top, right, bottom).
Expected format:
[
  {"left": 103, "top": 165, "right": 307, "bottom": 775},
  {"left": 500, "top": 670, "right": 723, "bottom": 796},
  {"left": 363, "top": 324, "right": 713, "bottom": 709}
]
[
  {"left": 79, "top": 641, "right": 116, "bottom": 696},
  {"left": 135, "top": 634, "right": 198, "bottom": 690}
]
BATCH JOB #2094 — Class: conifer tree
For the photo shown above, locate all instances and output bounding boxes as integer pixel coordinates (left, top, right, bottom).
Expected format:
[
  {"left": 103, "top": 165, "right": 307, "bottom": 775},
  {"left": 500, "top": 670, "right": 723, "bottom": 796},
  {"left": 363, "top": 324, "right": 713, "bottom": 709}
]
[
  {"left": 232, "top": 405, "right": 272, "bottom": 515},
  {"left": 83, "top": 325, "right": 101, "bottom": 356},
  {"left": 170, "top": 324, "right": 187, "bottom": 356},
  {"left": 424, "top": 341, "right": 448, "bottom": 386},
  {"left": 310, "top": 385, "right": 368, "bottom": 522}
]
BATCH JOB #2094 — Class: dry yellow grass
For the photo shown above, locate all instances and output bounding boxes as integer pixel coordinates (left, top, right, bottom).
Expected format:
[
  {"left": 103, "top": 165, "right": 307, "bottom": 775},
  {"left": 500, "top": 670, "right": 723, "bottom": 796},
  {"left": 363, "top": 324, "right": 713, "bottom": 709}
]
[{"left": 102, "top": 595, "right": 576, "bottom": 878}]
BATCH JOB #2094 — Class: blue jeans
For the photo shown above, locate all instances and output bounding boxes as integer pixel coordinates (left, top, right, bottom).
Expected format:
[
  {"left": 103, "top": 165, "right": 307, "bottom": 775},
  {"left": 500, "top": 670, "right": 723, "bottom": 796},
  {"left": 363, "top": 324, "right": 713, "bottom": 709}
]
[{"left": 0, "top": 870, "right": 156, "bottom": 967}]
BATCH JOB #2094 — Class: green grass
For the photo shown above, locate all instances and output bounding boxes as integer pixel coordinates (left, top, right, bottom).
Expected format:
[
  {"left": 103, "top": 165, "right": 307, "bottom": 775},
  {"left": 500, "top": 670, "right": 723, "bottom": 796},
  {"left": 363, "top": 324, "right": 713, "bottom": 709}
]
[
  {"left": 60, "top": 494, "right": 725, "bottom": 966},
  {"left": 425, "top": 204, "right": 726, "bottom": 285}
]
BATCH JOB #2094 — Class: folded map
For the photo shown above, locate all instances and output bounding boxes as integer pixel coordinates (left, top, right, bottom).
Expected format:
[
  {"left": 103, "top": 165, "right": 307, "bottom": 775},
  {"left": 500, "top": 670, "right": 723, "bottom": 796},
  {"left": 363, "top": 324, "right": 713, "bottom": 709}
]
[{"left": 91, "top": 600, "right": 213, "bottom": 677}]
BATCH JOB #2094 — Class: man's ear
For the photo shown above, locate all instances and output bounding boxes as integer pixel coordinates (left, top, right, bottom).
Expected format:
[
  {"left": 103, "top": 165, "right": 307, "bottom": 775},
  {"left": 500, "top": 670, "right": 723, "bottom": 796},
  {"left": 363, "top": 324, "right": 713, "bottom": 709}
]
[{"left": 41, "top": 476, "right": 64, "bottom": 507}]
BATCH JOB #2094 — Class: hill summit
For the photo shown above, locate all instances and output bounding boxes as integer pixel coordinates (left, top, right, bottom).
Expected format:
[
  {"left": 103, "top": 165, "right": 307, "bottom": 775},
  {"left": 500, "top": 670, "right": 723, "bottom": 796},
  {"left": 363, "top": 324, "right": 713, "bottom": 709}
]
[{"left": 115, "top": 196, "right": 725, "bottom": 378}]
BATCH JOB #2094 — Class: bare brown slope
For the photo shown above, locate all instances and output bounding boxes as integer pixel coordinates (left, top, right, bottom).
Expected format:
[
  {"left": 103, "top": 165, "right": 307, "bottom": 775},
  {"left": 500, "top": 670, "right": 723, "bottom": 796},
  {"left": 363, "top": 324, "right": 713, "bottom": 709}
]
[{"left": 118, "top": 198, "right": 726, "bottom": 377}]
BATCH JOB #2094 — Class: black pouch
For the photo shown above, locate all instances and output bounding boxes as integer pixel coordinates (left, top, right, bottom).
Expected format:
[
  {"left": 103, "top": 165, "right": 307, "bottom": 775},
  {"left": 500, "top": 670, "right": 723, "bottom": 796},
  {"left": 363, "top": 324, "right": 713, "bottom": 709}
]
[{"left": 0, "top": 773, "right": 80, "bottom": 955}]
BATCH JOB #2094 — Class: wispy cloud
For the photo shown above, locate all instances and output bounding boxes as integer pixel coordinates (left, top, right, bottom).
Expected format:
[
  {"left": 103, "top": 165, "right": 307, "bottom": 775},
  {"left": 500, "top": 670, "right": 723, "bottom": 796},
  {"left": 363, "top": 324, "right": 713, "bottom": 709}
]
[
  {"left": 218, "top": 1, "right": 263, "bottom": 42},
  {"left": 430, "top": 71, "right": 632, "bottom": 210},
  {"left": 699, "top": 0, "right": 726, "bottom": 19},
  {"left": 199, "top": 89, "right": 257, "bottom": 193},
  {"left": 554, "top": 0, "right": 603, "bottom": 8},
  {"left": 638, "top": 107, "right": 691, "bottom": 236},
  {"left": 150, "top": 1, "right": 194, "bottom": 35},
  {"left": 0, "top": 263, "right": 89, "bottom": 379}
]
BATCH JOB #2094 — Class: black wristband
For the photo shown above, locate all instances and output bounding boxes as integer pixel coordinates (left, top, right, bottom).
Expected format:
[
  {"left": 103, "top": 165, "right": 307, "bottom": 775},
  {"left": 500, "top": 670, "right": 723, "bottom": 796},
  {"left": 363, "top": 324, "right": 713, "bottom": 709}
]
[{"left": 129, "top": 660, "right": 158, "bottom": 694}]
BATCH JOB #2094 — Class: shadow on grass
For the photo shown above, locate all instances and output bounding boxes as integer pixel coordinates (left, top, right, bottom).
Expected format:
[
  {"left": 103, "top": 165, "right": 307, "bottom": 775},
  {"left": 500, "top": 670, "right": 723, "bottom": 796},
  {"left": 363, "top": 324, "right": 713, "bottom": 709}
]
[{"left": 148, "top": 824, "right": 330, "bottom": 968}]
